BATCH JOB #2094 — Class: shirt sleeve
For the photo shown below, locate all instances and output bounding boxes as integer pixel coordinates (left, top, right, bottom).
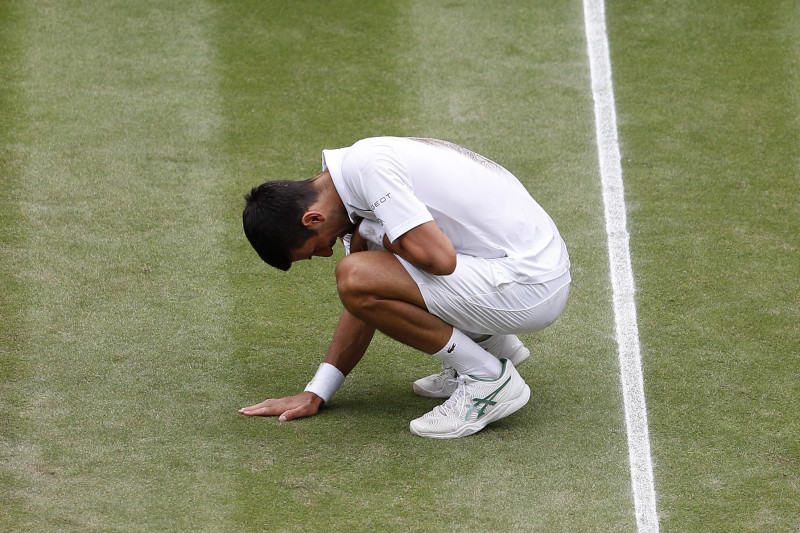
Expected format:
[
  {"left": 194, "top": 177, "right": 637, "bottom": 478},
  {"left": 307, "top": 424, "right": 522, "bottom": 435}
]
[{"left": 341, "top": 143, "right": 433, "bottom": 243}]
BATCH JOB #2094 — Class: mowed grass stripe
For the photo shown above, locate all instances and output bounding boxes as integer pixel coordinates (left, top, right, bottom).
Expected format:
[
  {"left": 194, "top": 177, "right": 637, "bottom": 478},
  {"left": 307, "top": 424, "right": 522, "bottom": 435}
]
[
  {"left": 608, "top": 0, "right": 800, "bottom": 530},
  {"left": 3, "top": 2, "right": 238, "bottom": 529},
  {"left": 213, "top": 4, "right": 461, "bottom": 531},
  {"left": 1, "top": 2, "right": 30, "bottom": 527}
]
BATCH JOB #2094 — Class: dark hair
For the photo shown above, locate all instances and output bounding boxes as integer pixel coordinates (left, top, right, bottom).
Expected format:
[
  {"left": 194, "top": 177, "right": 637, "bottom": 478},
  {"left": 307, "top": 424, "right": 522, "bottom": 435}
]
[{"left": 242, "top": 180, "right": 319, "bottom": 271}]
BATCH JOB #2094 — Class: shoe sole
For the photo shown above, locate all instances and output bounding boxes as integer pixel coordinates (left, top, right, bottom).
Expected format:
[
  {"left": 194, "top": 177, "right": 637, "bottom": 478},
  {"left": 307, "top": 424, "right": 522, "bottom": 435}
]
[{"left": 409, "top": 383, "right": 531, "bottom": 439}]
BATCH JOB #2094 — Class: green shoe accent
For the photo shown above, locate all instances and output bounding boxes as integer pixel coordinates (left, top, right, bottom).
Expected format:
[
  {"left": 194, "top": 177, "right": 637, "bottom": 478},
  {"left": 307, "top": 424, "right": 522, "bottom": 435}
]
[
  {"left": 466, "top": 358, "right": 508, "bottom": 382},
  {"left": 464, "top": 374, "right": 512, "bottom": 421}
]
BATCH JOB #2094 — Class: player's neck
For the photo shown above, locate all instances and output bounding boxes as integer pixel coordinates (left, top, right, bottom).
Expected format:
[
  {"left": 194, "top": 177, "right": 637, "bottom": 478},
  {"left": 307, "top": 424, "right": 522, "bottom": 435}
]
[{"left": 310, "top": 172, "right": 352, "bottom": 233}]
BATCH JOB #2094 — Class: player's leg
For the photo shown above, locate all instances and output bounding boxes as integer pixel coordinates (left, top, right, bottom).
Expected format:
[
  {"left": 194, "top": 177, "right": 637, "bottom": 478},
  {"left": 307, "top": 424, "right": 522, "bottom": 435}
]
[
  {"left": 334, "top": 250, "right": 448, "bottom": 352},
  {"left": 401, "top": 253, "right": 570, "bottom": 400},
  {"left": 335, "top": 250, "right": 501, "bottom": 380},
  {"left": 336, "top": 251, "right": 532, "bottom": 438}
]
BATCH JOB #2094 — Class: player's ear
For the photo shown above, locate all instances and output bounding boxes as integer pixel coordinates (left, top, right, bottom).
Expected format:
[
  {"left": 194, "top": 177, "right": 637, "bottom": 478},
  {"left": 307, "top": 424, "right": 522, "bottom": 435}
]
[{"left": 301, "top": 210, "right": 326, "bottom": 229}]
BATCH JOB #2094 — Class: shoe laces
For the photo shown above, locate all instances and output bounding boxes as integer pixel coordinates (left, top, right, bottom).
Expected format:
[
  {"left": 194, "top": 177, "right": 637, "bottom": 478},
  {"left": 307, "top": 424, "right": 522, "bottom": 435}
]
[
  {"left": 433, "top": 366, "right": 458, "bottom": 387},
  {"left": 434, "top": 376, "right": 468, "bottom": 417}
]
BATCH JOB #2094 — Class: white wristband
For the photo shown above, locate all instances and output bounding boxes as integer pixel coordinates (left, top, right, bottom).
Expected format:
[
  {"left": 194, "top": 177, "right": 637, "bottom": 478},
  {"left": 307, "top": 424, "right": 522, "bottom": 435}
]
[
  {"left": 304, "top": 363, "right": 346, "bottom": 403},
  {"left": 358, "top": 218, "right": 386, "bottom": 248}
]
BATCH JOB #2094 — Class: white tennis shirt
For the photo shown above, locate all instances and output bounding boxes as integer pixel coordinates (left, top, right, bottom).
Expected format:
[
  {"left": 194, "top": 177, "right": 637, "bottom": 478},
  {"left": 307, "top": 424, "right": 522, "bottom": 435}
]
[{"left": 322, "top": 137, "right": 570, "bottom": 284}]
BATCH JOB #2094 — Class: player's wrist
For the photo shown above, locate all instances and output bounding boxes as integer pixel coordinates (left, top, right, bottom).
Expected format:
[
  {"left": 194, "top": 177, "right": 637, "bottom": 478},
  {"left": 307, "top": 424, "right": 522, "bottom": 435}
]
[{"left": 304, "top": 362, "right": 346, "bottom": 403}]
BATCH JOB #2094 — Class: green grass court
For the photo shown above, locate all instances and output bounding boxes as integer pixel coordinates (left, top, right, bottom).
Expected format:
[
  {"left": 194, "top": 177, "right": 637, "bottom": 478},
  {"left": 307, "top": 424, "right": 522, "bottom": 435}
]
[{"left": 1, "top": 1, "right": 798, "bottom": 531}]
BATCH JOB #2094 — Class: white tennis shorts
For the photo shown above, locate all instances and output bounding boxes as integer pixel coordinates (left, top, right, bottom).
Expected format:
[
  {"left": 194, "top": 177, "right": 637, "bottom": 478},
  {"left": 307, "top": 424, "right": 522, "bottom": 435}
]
[{"left": 397, "top": 253, "right": 571, "bottom": 335}]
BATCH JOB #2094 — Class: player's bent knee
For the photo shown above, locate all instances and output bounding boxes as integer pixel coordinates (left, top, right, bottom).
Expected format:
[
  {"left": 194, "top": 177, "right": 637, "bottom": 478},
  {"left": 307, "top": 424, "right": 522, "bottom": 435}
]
[
  {"left": 335, "top": 254, "right": 370, "bottom": 302},
  {"left": 335, "top": 252, "right": 413, "bottom": 314}
]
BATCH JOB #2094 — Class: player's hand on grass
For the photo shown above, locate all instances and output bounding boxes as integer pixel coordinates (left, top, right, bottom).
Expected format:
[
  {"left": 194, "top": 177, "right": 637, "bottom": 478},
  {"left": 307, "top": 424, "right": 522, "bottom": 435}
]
[{"left": 238, "top": 391, "right": 324, "bottom": 421}]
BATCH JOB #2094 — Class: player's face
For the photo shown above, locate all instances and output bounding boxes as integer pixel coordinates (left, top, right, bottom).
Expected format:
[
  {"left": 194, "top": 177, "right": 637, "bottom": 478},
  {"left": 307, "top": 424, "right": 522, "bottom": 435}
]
[
  {"left": 289, "top": 228, "right": 344, "bottom": 262},
  {"left": 291, "top": 207, "right": 356, "bottom": 263}
]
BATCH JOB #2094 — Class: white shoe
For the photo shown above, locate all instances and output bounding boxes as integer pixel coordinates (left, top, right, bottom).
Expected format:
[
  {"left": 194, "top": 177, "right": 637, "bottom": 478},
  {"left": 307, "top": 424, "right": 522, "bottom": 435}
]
[
  {"left": 412, "top": 364, "right": 459, "bottom": 398},
  {"left": 409, "top": 359, "right": 531, "bottom": 439},
  {"left": 412, "top": 335, "right": 530, "bottom": 399}
]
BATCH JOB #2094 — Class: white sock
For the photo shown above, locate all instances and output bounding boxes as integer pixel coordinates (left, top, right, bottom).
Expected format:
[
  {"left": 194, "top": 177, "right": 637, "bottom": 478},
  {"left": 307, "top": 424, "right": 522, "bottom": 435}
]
[
  {"left": 459, "top": 329, "right": 487, "bottom": 341},
  {"left": 476, "top": 334, "right": 512, "bottom": 357},
  {"left": 459, "top": 331, "right": 509, "bottom": 359},
  {"left": 431, "top": 329, "right": 502, "bottom": 380}
]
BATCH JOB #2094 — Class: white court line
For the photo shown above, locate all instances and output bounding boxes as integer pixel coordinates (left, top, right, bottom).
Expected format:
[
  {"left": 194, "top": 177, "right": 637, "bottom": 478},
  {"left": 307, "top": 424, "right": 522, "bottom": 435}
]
[{"left": 582, "top": 0, "right": 660, "bottom": 531}]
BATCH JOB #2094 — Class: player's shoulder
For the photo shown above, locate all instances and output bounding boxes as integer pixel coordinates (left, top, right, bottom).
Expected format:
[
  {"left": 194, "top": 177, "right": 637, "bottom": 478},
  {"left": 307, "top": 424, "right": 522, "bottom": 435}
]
[
  {"left": 348, "top": 136, "right": 405, "bottom": 153},
  {"left": 342, "top": 137, "right": 407, "bottom": 170}
]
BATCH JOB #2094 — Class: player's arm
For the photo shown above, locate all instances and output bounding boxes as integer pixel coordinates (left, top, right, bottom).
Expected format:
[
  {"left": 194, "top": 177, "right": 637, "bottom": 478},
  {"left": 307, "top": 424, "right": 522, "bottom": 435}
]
[
  {"left": 320, "top": 307, "right": 376, "bottom": 376},
  {"left": 238, "top": 308, "right": 375, "bottom": 421},
  {"left": 382, "top": 221, "right": 457, "bottom": 276}
]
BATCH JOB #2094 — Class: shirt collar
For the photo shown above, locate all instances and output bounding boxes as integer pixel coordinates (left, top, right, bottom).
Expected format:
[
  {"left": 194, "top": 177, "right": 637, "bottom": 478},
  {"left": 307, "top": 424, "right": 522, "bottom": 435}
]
[{"left": 322, "top": 147, "right": 357, "bottom": 223}]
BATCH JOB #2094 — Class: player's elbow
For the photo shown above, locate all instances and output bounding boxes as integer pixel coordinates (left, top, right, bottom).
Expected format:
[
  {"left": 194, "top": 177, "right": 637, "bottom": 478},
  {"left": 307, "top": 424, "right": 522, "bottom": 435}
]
[
  {"left": 391, "top": 226, "right": 457, "bottom": 275},
  {"left": 422, "top": 250, "right": 457, "bottom": 276},
  {"left": 436, "top": 254, "right": 457, "bottom": 276}
]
